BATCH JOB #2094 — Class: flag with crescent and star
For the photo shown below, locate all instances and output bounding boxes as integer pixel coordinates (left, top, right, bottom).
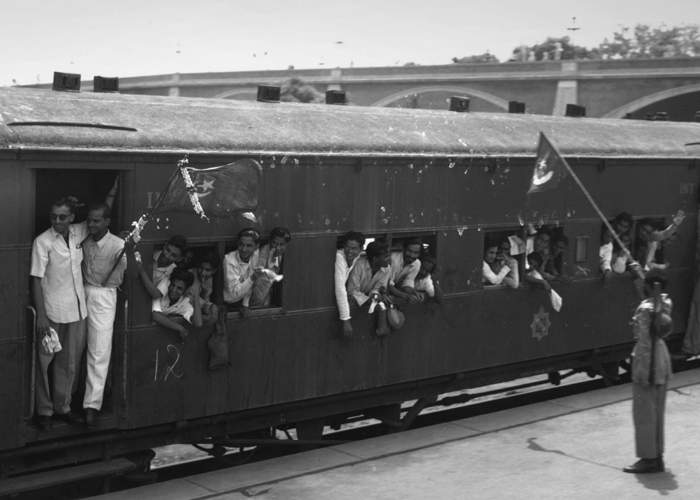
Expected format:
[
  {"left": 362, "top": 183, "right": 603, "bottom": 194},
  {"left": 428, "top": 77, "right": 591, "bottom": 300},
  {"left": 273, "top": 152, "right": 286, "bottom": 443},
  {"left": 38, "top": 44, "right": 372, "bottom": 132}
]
[
  {"left": 156, "top": 158, "right": 262, "bottom": 217},
  {"left": 527, "top": 132, "right": 568, "bottom": 195}
]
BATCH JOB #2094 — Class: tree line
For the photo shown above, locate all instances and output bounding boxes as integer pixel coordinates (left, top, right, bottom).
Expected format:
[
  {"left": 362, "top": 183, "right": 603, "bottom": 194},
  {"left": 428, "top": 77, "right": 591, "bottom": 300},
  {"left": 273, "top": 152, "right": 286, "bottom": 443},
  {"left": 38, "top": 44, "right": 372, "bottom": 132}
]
[{"left": 451, "top": 24, "right": 700, "bottom": 64}]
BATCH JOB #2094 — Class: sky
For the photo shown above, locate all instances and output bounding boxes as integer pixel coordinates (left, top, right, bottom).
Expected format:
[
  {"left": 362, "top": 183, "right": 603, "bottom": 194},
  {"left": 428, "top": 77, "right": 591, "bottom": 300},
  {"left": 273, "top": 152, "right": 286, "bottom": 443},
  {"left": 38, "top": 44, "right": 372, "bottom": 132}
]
[{"left": 1, "top": 0, "right": 699, "bottom": 86}]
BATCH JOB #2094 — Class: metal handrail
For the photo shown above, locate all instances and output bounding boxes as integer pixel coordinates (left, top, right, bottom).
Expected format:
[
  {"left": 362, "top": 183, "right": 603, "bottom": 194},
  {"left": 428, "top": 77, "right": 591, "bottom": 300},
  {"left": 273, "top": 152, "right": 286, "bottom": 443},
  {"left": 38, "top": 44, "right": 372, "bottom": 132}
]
[{"left": 26, "top": 306, "right": 37, "bottom": 420}]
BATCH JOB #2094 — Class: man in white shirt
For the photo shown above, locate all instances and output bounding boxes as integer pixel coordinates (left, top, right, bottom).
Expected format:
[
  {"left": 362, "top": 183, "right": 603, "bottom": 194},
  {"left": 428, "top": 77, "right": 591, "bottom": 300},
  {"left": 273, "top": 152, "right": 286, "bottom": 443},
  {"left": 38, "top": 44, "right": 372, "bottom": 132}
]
[
  {"left": 251, "top": 227, "right": 290, "bottom": 307},
  {"left": 136, "top": 235, "right": 187, "bottom": 299},
  {"left": 334, "top": 231, "right": 365, "bottom": 337},
  {"left": 347, "top": 240, "right": 392, "bottom": 336},
  {"left": 224, "top": 228, "right": 263, "bottom": 314},
  {"left": 30, "top": 197, "right": 88, "bottom": 429},
  {"left": 600, "top": 212, "right": 634, "bottom": 278},
  {"left": 152, "top": 268, "right": 199, "bottom": 339},
  {"left": 387, "top": 238, "right": 422, "bottom": 303},
  {"left": 81, "top": 203, "right": 126, "bottom": 428},
  {"left": 483, "top": 242, "right": 511, "bottom": 286}
]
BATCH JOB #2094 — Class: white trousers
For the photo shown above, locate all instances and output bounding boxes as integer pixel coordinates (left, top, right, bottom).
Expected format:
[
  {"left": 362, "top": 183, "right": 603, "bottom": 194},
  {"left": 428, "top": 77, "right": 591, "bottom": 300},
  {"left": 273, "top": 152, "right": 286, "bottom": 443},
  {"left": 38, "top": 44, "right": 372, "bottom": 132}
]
[{"left": 83, "top": 284, "right": 117, "bottom": 410}]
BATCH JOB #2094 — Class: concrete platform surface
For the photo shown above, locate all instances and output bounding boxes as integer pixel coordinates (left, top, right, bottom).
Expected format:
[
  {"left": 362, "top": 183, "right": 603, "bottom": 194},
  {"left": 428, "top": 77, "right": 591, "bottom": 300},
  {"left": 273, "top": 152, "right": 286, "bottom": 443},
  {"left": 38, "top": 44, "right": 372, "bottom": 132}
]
[{"left": 95, "top": 369, "right": 700, "bottom": 500}]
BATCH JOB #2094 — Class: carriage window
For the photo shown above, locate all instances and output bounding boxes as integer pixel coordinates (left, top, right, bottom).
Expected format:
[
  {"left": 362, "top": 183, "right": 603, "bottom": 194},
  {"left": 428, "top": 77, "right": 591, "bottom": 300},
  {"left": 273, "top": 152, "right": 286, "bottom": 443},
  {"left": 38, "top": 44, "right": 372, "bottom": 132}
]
[
  {"left": 181, "top": 245, "right": 221, "bottom": 326},
  {"left": 386, "top": 234, "right": 437, "bottom": 302},
  {"left": 224, "top": 227, "right": 290, "bottom": 315},
  {"left": 529, "top": 226, "right": 569, "bottom": 280},
  {"left": 634, "top": 217, "right": 669, "bottom": 272},
  {"left": 482, "top": 229, "right": 523, "bottom": 289}
]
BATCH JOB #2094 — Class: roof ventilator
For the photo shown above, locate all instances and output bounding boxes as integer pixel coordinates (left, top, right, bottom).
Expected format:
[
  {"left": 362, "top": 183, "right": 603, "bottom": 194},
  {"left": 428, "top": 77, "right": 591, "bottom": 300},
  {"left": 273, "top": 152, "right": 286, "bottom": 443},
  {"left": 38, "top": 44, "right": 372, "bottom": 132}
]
[
  {"left": 449, "top": 96, "right": 470, "bottom": 112},
  {"left": 326, "top": 90, "right": 346, "bottom": 105},
  {"left": 508, "top": 101, "right": 526, "bottom": 113},
  {"left": 257, "top": 85, "right": 280, "bottom": 103},
  {"left": 93, "top": 76, "right": 119, "bottom": 93},
  {"left": 52, "top": 72, "right": 81, "bottom": 92},
  {"left": 565, "top": 104, "right": 586, "bottom": 117}
]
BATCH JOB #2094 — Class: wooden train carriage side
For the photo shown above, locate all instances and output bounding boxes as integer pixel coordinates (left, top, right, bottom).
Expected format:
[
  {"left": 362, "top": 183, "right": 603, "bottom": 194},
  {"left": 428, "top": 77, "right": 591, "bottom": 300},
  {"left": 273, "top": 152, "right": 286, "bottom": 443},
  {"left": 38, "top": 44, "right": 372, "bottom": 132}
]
[{"left": 0, "top": 87, "right": 699, "bottom": 459}]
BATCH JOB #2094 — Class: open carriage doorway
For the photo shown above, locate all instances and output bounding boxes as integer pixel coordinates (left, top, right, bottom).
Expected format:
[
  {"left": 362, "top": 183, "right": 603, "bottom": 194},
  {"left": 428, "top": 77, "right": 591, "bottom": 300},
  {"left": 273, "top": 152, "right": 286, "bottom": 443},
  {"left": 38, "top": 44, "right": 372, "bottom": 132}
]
[
  {"left": 34, "top": 169, "right": 122, "bottom": 237},
  {"left": 27, "top": 169, "right": 124, "bottom": 436}
]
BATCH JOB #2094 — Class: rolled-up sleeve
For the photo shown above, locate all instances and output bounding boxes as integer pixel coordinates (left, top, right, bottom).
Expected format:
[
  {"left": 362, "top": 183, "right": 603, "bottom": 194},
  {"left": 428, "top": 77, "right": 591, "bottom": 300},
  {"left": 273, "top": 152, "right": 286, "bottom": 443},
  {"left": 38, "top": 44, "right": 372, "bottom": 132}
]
[
  {"left": 599, "top": 243, "right": 612, "bottom": 273},
  {"left": 334, "top": 252, "right": 351, "bottom": 320},
  {"left": 482, "top": 261, "right": 510, "bottom": 285},
  {"left": 30, "top": 237, "right": 49, "bottom": 278}
]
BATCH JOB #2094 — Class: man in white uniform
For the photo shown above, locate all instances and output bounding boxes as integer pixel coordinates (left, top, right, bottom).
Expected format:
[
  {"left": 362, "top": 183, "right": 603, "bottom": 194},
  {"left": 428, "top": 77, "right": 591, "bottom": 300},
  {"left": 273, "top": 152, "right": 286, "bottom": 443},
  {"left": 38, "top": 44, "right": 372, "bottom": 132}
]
[{"left": 81, "top": 203, "right": 126, "bottom": 428}]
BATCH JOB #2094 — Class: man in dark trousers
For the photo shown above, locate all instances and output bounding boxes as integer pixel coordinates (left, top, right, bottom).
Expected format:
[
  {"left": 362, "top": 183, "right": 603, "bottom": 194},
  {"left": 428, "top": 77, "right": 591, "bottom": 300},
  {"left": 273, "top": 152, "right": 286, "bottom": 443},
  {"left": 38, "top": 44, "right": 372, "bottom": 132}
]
[{"left": 624, "top": 273, "right": 673, "bottom": 473}]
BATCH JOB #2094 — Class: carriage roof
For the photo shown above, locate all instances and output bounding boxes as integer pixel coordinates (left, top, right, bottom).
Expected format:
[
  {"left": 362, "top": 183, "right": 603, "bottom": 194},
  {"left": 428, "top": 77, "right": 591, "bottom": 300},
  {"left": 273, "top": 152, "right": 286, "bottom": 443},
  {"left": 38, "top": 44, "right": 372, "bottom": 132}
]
[{"left": 1, "top": 87, "right": 699, "bottom": 159}]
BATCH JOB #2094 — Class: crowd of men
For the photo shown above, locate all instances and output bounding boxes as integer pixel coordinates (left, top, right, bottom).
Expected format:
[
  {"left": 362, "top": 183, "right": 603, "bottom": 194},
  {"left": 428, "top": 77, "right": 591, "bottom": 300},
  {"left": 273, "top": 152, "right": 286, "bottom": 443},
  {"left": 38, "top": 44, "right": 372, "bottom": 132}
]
[
  {"left": 334, "top": 232, "right": 439, "bottom": 337},
  {"left": 482, "top": 211, "right": 685, "bottom": 298},
  {"left": 29, "top": 187, "right": 685, "bottom": 447},
  {"left": 30, "top": 190, "right": 296, "bottom": 430}
]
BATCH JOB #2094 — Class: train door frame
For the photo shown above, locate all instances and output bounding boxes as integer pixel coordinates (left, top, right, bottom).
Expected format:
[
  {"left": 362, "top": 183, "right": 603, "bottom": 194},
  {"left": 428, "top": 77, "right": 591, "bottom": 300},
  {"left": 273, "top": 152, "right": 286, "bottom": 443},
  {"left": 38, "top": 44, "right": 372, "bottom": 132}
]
[{"left": 25, "top": 160, "right": 132, "bottom": 434}]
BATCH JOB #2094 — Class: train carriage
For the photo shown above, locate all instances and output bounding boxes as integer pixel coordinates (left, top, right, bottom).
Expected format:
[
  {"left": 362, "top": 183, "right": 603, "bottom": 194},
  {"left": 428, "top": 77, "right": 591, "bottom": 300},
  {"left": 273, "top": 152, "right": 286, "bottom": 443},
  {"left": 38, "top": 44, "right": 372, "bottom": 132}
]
[{"left": 0, "top": 86, "right": 699, "bottom": 483}]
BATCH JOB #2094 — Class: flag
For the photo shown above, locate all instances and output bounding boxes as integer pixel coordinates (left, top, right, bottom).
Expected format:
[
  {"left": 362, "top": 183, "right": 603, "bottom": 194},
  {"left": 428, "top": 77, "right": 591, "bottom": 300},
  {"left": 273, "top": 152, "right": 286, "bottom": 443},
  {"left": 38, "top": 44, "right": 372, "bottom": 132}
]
[
  {"left": 527, "top": 132, "right": 568, "bottom": 195},
  {"left": 155, "top": 159, "right": 262, "bottom": 218}
]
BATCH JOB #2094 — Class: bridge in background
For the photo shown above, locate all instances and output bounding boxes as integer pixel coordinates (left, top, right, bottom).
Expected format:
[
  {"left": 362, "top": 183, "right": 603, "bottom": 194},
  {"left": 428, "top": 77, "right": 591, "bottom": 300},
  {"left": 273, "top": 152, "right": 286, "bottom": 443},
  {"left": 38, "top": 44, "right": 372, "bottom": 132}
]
[{"left": 102, "top": 58, "right": 700, "bottom": 120}]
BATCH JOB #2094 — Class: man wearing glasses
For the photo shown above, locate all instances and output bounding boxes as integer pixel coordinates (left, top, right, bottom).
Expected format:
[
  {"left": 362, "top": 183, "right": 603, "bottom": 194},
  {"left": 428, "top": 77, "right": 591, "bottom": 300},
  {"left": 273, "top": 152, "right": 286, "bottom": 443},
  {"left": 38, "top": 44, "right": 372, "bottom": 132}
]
[
  {"left": 30, "top": 181, "right": 117, "bottom": 430},
  {"left": 30, "top": 197, "right": 90, "bottom": 429}
]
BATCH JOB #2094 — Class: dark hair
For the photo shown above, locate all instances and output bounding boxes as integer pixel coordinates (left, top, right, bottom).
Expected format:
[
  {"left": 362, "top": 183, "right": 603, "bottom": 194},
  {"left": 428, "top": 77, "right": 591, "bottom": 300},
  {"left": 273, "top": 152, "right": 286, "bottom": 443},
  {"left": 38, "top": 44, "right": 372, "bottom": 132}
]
[
  {"left": 535, "top": 229, "right": 551, "bottom": 240},
  {"left": 484, "top": 237, "right": 500, "bottom": 251},
  {"left": 166, "top": 235, "right": 187, "bottom": 252},
  {"left": 170, "top": 268, "right": 194, "bottom": 288},
  {"left": 270, "top": 227, "right": 291, "bottom": 242},
  {"left": 553, "top": 234, "right": 569, "bottom": 246},
  {"left": 52, "top": 196, "right": 80, "bottom": 215},
  {"left": 196, "top": 250, "right": 220, "bottom": 269},
  {"left": 87, "top": 202, "right": 111, "bottom": 219},
  {"left": 342, "top": 231, "right": 365, "bottom": 248},
  {"left": 613, "top": 212, "right": 634, "bottom": 229},
  {"left": 403, "top": 237, "right": 423, "bottom": 249},
  {"left": 366, "top": 240, "right": 389, "bottom": 260},
  {"left": 237, "top": 227, "right": 261, "bottom": 243},
  {"left": 420, "top": 254, "right": 437, "bottom": 272},
  {"left": 527, "top": 251, "right": 543, "bottom": 268}
]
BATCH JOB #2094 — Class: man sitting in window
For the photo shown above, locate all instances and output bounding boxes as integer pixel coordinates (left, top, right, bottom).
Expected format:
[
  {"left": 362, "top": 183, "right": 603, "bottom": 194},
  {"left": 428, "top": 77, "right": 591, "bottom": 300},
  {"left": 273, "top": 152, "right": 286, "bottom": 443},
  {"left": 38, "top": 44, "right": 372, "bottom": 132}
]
[
  {"left": 136, "top": 235, "right": 188, "bottom": 300},
  {"left": 188, "top": 251, "right": 219, "bottom": 326},
  {"left": 415, "top": 254, "right": 441, "bottom": 302},
  {"left": 636, "top": 212, "right": 685, "bottom": 272},
  {"left": 251, "top": 227, "right": 290, "bottom": 307},
  {"left": 483, "top": 239, "right": 511, "bottom": 286},
  {"left": 496, "top": 238, "right": 520, "bottom": 289},
  {"left": 347, "top": 240, "right": 392, "bottom": 336},
  {"left": 387, "top": 238, "right": 422, "bottom": 303},
  {"left": 334, "top": 231, "right": 365, "bottom": 337},
  {"left": 223, "top": 228, "right": 262, "bottom": 315},
  {"left": 153, "top": 268, "right": 201, "bottom": 340}
]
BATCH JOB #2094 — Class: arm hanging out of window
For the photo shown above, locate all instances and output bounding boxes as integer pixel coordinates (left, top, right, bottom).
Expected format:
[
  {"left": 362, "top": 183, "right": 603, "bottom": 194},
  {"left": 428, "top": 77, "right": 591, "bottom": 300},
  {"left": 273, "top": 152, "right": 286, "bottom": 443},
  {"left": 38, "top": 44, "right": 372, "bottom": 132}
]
[
  {"left": 335, "top": 251, "right": 352, "bottom": 321},
  {"left": 503, "top": 258, "right": 520, "bottom": 289},
  {"left": 482, "top": 261, "right": 511, "bottom": 286},
  {"left": 650, "top": 211, "right": 685, "bottom": 242},
  {"left": 223, "top": 252, "right": 257, "bottom": 307}
]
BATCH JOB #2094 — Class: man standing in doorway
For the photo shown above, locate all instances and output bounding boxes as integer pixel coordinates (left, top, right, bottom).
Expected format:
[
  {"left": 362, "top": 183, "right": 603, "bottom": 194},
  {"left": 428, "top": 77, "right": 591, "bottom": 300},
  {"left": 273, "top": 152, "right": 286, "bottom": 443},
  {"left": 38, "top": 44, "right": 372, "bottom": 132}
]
[
  {"left": 31, "top": 197, "right": 89, "bottom": 429},
  {"left": 81, "top": 203, "right": 126, "bottom": 428}
]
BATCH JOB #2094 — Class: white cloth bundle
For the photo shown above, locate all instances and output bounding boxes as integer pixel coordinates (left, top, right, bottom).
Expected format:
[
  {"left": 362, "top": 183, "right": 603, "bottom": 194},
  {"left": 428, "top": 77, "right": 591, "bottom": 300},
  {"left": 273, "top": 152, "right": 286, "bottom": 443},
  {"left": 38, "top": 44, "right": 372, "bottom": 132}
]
[{"left": 41, "top": 327, "right": 62, "bottom": 355}]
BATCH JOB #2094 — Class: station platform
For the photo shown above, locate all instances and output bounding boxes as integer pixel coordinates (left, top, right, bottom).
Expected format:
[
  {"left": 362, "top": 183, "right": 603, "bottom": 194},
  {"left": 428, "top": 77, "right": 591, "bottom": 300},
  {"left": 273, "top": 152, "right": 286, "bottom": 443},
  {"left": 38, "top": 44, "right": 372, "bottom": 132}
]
[{"left": 96, "top": 368, "right": 700, "bottom": 500}]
